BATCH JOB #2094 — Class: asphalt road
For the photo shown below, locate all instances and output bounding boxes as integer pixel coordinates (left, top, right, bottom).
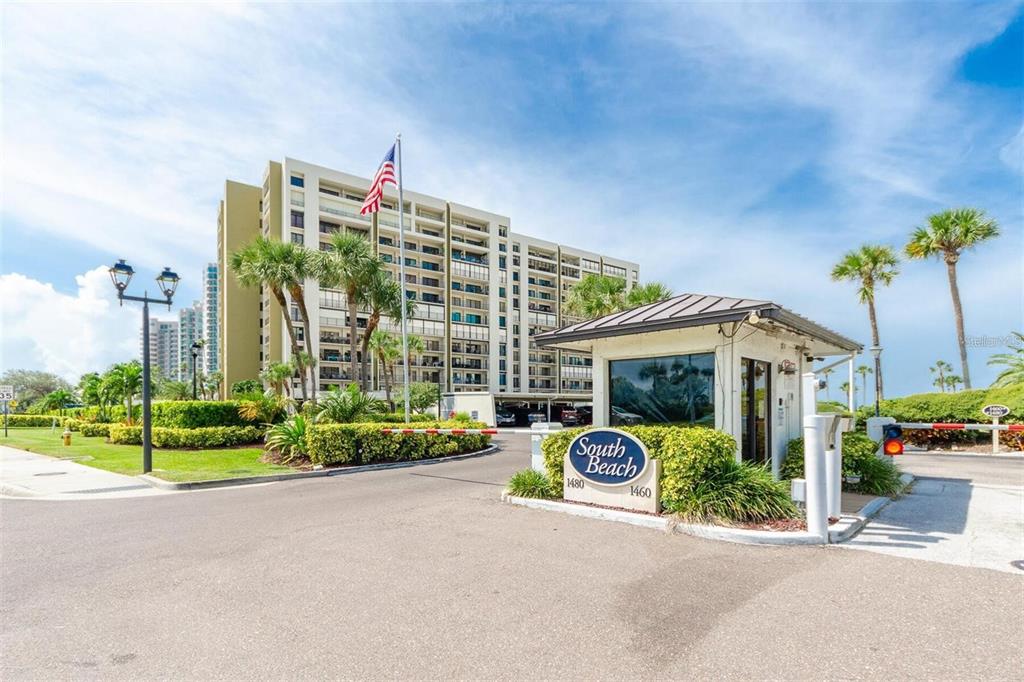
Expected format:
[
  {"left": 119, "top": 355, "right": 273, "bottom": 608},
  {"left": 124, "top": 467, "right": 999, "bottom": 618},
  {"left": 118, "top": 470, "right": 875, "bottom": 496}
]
[{"left": 2, "top": 434, "right": 1022, "bottom": 679}]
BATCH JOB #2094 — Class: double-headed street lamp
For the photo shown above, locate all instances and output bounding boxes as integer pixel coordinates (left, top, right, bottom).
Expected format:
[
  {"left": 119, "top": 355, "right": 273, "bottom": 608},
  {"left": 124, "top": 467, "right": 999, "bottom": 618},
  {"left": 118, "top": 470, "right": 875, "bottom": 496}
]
[
  {"left": 190, "top": 341, "right": 202, "bottom": 400},
  {"left": 109, "top": 259, "right": 180, "bottom": 474},
  {"left": 869, "top": 344, "right": 883, "bottom": 417}
]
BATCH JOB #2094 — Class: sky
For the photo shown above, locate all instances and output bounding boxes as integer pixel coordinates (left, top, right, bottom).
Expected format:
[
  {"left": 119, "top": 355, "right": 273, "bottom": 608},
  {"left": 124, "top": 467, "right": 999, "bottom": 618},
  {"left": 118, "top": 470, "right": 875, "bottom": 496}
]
[{"left": 1, "top": 1, "right": 1021, "bottom": 398}]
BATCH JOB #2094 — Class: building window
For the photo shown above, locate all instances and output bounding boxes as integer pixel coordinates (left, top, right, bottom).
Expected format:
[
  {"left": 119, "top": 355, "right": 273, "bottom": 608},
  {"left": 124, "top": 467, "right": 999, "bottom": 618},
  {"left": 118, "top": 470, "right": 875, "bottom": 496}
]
[
  {"left": 608, "top": 353, "right": 715, "bottom": 426},
  {"left": 290, "top": 175, "right": 304, "bottom": 187},
  {"left": 290, "top": 232, "right": 304, "bottom": 245},
  {"left": 290, "top": 211, "right": 304, "bottom": 228}
]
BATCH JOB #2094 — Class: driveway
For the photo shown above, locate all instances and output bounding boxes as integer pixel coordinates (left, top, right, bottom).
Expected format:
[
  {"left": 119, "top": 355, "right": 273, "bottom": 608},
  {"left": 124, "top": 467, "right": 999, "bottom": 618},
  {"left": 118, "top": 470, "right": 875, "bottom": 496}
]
[
  {"left": 2, "top": 435, "right": 1022, "bottom": 679},
  {"left": 843, "top": 453, "right": 1024, "bottom": 574}
]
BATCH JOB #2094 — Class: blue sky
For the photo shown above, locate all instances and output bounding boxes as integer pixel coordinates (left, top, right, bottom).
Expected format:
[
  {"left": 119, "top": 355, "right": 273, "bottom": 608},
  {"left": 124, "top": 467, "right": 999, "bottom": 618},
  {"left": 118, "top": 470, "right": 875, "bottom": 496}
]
[{"left": 1, "top": 2, "right": 1021, "bottom": 397}]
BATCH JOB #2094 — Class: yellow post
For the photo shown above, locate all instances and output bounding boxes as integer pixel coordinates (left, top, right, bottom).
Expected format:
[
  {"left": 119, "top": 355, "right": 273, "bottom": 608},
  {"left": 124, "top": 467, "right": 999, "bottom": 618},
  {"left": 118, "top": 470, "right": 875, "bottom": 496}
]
[{"left": 62, "top": 429, "right": 72, "bottom": 446}]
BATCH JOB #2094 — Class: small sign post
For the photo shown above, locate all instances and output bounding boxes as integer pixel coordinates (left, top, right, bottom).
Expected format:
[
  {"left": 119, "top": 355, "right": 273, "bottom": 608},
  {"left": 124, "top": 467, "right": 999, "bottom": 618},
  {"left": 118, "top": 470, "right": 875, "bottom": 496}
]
[
  {"left": 981, "top": 404, "right": 1010, "bottom": 454},
  {"left": 563, "top": 428, "right": 661, "bottom": 513},
  {"left": 0, "top": 385, "right": 14, "bottom": 438}
]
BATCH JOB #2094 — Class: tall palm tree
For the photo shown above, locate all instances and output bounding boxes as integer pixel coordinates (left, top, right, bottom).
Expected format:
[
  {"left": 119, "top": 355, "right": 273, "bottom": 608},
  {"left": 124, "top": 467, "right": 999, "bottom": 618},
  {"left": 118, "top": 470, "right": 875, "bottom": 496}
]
[
  {"left": 906, "top": 208, "right": 1000, "bottom": 389},
  {"left": 360, "top": 266, "right": 415, "bottom": 392},
  {"left": 988, "top": 332, "right": 1024, "bottom": 388},
  {"left": 565, "top": 274, "right": 672, "bottom": 319},
  {"left": 831, "top": 245, "right": 900, "bottom": 400},
  {"left": 109, "top": 361, "right": 143, "bottom": 425},
  {"left": 820, "top": 367, "right": 834, "bottom": 399},
  {"left": 368, "top": 329, "right": 401, "bottom": 410},
  {"left": 855, "top": 365, "right": 872, "bottom": 404},
  {"left": 319, "top": 233, "right": 377, "bottom": 389},
  {"left": 230, "top": 237, "right": 314, "bottom": 403},
  {"left": 626, "top": 282, "right": 673, "bottom": 308},
  {"left": 929, "top": 360, "right": 953, "bottom": 394}
]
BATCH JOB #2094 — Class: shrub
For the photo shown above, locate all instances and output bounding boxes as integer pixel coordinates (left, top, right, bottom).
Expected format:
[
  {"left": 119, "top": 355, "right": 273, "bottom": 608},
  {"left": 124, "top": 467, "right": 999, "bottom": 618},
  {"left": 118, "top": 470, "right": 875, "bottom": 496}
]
[
  {"left": 314, "top": 384, "right": 386, "bottom": 424},
  {"left": 359, "top": 412, "right": 434, "bottom": 423},
  {"left": 0, "top": 414, "right": 64, "bottom": 427},
  {"left": 149, "top": 401, "right": 250, "bottom": 428},
  {"left": 667, "top": 459, "right": 799, "bottom": 523},
  {"left": 264, "top": 416, "right": 308, "bottom": 464},
  {"left": 230, "top": 379, "right": 262, "bottom": 396},
  {"left": 507, "top": 469, "right": 556, "bottom": 499},
  {"left": 80, "top": 422, "right": 113, "bottom": 438},
  {"left": 108, "top": 425, "right": 263, "bottom": 448},
  {"left": 781, "top": 431, "right": 903, "bottom": 496},
  {"left": 304, "top": 420, "right": 489, "bottom": 467},
  {"left": 236, "top": 394, "right": 287, "bottom": 424}
]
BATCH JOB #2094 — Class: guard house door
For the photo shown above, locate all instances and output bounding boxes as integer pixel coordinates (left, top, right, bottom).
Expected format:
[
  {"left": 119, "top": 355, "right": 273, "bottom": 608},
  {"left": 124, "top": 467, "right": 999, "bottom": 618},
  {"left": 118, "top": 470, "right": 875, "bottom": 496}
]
[{"left": 741, "top": 358, "right": 771, "bottom": 464}]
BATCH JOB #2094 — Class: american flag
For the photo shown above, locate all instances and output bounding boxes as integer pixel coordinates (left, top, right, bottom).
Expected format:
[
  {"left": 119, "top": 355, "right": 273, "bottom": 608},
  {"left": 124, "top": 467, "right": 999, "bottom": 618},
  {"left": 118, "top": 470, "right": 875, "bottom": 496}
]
[{"left": 359, "top": 143, "right": 397, "bottom": 215}]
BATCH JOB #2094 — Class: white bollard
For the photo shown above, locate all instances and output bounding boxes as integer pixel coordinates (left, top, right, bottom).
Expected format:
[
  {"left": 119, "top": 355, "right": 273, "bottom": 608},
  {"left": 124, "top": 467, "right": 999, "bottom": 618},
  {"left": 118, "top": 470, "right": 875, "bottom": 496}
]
[
  {"left": 531, "top": 422, "right": 562, "bottom": 474},
  {"left": 825, "top": 443, "right": 840, "bottom": 519},
  {"left": 803, "top": 415, "right": 830, "bottom": 542}
]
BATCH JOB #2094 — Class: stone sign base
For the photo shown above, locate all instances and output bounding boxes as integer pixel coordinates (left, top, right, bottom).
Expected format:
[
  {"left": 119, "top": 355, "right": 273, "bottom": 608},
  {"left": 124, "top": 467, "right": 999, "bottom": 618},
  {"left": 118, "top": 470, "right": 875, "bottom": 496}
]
[{"left": 563, "top": 456, "right": 661, "bottom": 514}]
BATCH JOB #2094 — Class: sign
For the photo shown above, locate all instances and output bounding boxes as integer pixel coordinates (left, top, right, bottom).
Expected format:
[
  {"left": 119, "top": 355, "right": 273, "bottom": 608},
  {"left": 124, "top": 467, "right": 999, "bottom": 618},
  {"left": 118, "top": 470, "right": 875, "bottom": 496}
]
[
  {"left": 563, "top": 428, "right": 661, "bottom": 513},
  {"left": 0, "top": 385, "right": 14, "bottom": 401},
  {"left": 982, "top": 404, "right": 1010, "bottom": 419}
]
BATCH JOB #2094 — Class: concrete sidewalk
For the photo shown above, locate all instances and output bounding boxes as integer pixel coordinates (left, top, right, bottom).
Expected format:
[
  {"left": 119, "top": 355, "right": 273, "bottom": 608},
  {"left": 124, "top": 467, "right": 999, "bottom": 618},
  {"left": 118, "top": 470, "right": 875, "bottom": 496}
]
[{"left": 0, "top": 446, "right": 170, "bottom": 500}]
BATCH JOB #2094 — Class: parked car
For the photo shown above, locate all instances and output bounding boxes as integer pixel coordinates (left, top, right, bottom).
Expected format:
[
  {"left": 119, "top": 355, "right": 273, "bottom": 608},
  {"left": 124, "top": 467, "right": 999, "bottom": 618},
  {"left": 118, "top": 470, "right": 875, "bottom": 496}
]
[
  {"left": 575, "top": 406, "right": 593, "bottom": 425},
  {"left": 495, "top": 409, "right": 517, "bottom": 427},
  {"left": 610, "top": 405, "right": 643, "bottom": 426},
  {"left": 527, "top": 411, "right": 547, "bottom": 424}
]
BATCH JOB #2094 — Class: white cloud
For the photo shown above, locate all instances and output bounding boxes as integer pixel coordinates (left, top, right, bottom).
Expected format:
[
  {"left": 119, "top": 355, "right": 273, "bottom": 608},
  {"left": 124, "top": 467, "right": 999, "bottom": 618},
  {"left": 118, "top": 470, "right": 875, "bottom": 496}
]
[
  {"left": 0, "top": 267, "right": 142, "bottom": 380},
  {"left": 1000, "top": 124, "right": 1024, "bottom": 174}
]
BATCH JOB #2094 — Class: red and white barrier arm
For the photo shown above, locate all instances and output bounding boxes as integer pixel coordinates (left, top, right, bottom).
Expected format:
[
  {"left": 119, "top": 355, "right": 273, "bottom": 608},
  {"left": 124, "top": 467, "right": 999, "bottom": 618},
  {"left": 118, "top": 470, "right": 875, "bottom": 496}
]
[{"left": 897, "top": 422, "right": 1024, "bottom": 432}]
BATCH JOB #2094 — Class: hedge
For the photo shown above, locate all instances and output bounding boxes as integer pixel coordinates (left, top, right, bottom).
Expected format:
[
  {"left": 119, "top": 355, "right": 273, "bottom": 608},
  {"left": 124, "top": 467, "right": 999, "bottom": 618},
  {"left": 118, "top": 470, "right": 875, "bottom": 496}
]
[
  {"left": 0, "top": 414, "right": 65, "bottom": 427},
  {"left": 781, "top": 431, "right": 903, "bottom": 495},
  {"left": 108, "top": 425, "right": 263, "bottom": 448},
  {"left": 856, "top": 385, "right": 1023, "bottom": 449},
  {"left": 148, "top": 401, "right": 251, "bottom": 428},
  {"left": 540, "top": 425, "right": 787, "bottom": 520},
  {"left": 305, "top": 420, "right": 490, "bottom": 467}
]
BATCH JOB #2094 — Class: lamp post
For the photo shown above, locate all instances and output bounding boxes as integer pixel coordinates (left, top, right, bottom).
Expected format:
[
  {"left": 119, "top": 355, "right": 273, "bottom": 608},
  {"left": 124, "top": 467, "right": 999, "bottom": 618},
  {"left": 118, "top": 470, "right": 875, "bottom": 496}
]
[
  {"left": 869, "top": 345, "right": 883, "bottom": 417},
  {"left": 109, "top": 259, "right": 180, "bottom": 474},
  {"left": 190, "top": 341, "right": 202, "bottom": 400}
]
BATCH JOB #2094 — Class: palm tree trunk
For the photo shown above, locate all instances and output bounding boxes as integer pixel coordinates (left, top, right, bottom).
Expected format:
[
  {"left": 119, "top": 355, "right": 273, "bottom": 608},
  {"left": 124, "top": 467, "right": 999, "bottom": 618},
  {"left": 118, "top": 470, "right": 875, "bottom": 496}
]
[
  {"left": 272, "top": 288, "right": 307, "bottom": 403},
  {"left": 945, "top": 259, "right": 971, "bottom": 389},
  {"left": 360, "top": 312, "right": 381, "bottom": 392},
  {"left": 867, "top": 297, "right": 883, "bottom": 400},
  {"left": 381, "top": 358, "right": 393, "bottom": 411},
  {"left": 288, "top": 284, "right": 316, "bottom": 405},
  {"left": 347, "top": 286, "right": 360, "bottom": 389}
]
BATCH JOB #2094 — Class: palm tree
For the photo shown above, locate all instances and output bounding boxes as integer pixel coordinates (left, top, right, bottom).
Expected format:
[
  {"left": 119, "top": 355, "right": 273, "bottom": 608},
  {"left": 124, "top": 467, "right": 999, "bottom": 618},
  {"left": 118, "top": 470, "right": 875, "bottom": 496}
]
[
  {"left": 205, "top": 371, "right": 223, "bottom": 400},
  {"left": 625, "top": 282, "right": 673, "bottom": 308},
  {"left": 906, "top": 208, "right": 1000, "bottom": 389},
  {"left": 78, "top": 372, "right": 102, "bottom": 408},
  {"left": 839, "top": 381, "right": 851, "bottom": 403},
  {"left": 819, "top": 367, "right": 833, "bottom": 399},
  {"left": 108, "top": 361, "right": 143, "bottom": 424},
  {"left": 319, "top": 232, "right": 377, "bottom": 390},
  {"left": 40, "top": 389, "right": 74, "bottom": 416},
  {"left": 565, "top": 274, "right": 672, "bottom": 319},
  {"left": 855, "top": 365, "right": 872, "bottom": 404},
  {"left": 831, "top": 245, "right": 900, "bottom": 399},
  {"left": 360, "top": 266, "right": 415, "bottom": 392},
  {"left": 368, "top": 329, "right": 401, "bottom": 410},
  {"left": 230, "top": 237, "right": 314, "bottom": 403},
  {"left": 945, "top": 375, "right": 963, "bottom": 392},
  {"left": 929, "top": 360, "right": 953, "bottom": 394},
  {"left": 988, "top": 332, "right": 1024, "bottom": 388},
  {"left": 261, "top": 362, "right": 295, "bottom": 398}
]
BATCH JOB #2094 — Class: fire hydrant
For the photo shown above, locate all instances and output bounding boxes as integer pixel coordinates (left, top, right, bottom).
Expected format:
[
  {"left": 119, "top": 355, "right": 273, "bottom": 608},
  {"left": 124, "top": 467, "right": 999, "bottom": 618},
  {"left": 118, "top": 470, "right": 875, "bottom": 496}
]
[{"left": 62, "top": 429, "right": 72, "bottom": 446}]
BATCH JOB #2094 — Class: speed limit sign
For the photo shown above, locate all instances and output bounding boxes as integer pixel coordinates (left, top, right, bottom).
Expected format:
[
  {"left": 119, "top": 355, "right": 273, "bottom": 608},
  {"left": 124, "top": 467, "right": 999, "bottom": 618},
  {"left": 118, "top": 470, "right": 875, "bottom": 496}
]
[{"left": 0, "top": 385, "right": 14, "bottom": 401}]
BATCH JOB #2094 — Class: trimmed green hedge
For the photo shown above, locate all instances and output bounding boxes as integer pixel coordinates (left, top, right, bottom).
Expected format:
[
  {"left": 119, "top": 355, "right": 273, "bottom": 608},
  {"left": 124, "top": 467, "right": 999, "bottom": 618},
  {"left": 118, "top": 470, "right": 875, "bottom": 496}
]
[
  {"left": 149, "top": 401, "right": 251, "bottom": 428},
  {"left": 0, "top": 414, "right": 64, "bottom": 427},
  {"left": 305, "top": 420, "right": 490, "bottom": 467},
  {"left": 108, "top": 425, "right": 263, "bottom": 449},
  {"left": 540, "top": 425, "right": 795, "bottom": 522},
  {"left": 781, "top": 431, "right": 903, "bottom": 495},
  {"left": 857, "top": 385, "right": 1023, "bottom": 448}
]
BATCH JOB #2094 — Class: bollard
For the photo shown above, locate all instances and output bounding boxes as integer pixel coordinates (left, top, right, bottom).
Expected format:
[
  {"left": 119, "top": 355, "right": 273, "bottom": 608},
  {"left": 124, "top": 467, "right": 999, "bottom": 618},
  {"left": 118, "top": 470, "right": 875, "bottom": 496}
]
[
  {"left": 531, "top": 422, "right": 561, "bottom": 474},
  {"left": 825, "top": 443, "right": 840, "bottom": 520},
  {"left": 803, "top": 415, "right": 830, "bottom": 542},
  {"left": 62, "top": 429, "right": 72, "bottom": 446}
]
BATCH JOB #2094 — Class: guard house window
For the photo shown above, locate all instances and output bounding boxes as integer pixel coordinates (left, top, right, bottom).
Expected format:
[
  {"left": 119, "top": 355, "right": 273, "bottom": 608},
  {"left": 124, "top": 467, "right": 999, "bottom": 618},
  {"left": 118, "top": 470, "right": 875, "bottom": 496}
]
[{"left": 608, "top": 353, "right": 715, "bottom": 426}]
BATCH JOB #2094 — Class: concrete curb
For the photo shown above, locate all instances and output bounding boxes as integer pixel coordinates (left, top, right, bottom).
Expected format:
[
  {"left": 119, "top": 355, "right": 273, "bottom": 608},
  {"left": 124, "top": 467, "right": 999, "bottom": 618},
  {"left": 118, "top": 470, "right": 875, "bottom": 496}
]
[
  {"left": 503, "top": 494, "right": 825, "bottom": 545},
  {"left": 139, "top": 445, "right": 501, "bottom": 491},
  {"left": 828, "top": 473, "right": 916, "bottom": 544}
]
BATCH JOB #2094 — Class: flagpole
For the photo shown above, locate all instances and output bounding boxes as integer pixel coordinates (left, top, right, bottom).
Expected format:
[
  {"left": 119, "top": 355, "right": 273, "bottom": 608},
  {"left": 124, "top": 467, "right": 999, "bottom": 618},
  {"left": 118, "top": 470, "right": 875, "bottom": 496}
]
[{"left": 396, "top": 134, "right": 411, "bottom": 423}]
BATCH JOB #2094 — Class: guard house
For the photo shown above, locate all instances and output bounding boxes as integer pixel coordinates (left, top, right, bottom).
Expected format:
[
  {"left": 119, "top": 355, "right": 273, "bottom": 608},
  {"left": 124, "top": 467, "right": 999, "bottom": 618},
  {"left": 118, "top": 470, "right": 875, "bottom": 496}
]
[{"left": 534, "top": 293, "right": 862, "bottom": 477}]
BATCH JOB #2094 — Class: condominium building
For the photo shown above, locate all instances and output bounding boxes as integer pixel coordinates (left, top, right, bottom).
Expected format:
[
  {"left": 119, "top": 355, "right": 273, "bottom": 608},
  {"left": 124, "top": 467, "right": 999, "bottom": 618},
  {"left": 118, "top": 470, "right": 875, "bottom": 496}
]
[
  {"left": 201, "top": 263, "right": 219, "bottom": 375},
  {"left": 216, "top": 157, "right": 639, "bottom": 407},
  {"left": 140, "top": 318, "right": 179, "bottom": 381},
  {"left": 178, "top": 300, "right": 203, "bottom": 382}
]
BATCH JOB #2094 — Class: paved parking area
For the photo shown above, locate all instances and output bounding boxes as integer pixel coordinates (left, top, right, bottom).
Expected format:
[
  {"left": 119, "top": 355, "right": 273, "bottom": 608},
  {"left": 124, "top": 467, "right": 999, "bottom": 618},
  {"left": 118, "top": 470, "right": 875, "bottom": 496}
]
[
  {"left": 844, "top": 453, "right": 1024, "bottom": 574},
  {"left": 2, "top": 435, "right": 1022, "bottom": 679}
]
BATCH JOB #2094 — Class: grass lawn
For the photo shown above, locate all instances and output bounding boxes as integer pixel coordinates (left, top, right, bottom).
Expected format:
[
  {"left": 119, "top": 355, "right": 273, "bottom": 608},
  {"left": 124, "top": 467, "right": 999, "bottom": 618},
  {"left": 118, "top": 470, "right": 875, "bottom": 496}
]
[{"left": 0, "top": 427, "right": 293, "bottom": 482}]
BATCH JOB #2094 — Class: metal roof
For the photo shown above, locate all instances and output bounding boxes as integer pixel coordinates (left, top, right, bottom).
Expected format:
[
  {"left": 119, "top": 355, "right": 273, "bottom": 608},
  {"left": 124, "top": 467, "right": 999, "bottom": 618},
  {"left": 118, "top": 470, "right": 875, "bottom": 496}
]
[{"left": 534, "top": 293, "right": 862, "bottom": 353}]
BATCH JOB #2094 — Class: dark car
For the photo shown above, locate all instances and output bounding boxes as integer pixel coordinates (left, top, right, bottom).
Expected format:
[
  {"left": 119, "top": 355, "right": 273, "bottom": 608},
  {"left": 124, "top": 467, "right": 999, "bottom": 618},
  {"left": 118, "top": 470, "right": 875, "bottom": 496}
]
[
  {"left": 575, "top": 406, "right": 593, "bottom": 425},
  {"left": 560, "top": 408, "right": 580, "bottom": 426},
  {"left": 495, "top": 409, "right": 517, "bottom": 427}
]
